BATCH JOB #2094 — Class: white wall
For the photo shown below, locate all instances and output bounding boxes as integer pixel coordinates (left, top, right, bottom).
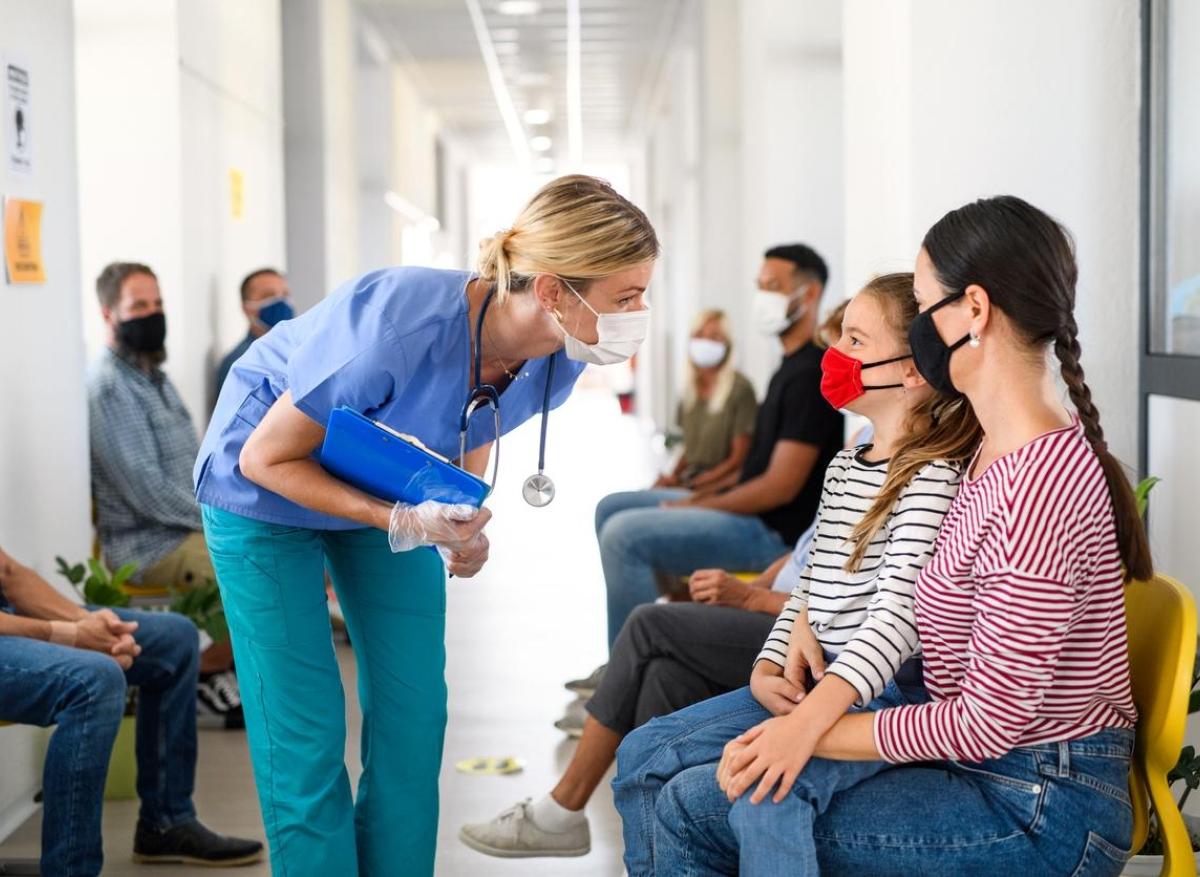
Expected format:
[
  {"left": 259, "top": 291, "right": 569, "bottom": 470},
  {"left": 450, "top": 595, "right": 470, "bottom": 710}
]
[
  {"left": 177, "top": 0, "right": 286, "bottom": 411},
  {"left": 842, "top": 0, "right": 1141, "bottom": 465},
  {"left": 282, "top": 0, "right": 359, "bottom": 310},
  {"left": 739, "top": 0, "right": 843, "bottom": 395},
  {"left": 0, "top": 0, "right": 90, "bottom": 840},
  {"left": 75, "top": 0, "right": 286, "bottom": 421}
]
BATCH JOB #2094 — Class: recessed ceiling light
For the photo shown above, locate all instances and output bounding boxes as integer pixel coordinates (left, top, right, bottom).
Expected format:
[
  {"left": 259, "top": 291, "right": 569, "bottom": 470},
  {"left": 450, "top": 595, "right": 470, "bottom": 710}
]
[
  {"left": 497, "top": 0, "right": 540, "bottom": 15},
  {"left": 491, "top": 28, "right": 520, "bottom": 41},
  {"left": 493, "top": 42, "right": 519, "bottom": 55},
  {"left": 523, "top": 108, "right": 552, "bottom": 125},
  {"left": 516, "top": 71, "right": 550, "bottom": 86},
  {"left": 530, "top": 135, "right": 553, "bottom": 151}
]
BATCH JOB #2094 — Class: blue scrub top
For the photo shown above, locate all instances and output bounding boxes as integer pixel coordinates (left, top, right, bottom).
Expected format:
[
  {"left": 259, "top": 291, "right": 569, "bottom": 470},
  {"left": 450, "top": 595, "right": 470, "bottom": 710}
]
[{"left": 195, "top": 266, "right": 587, "bottom": 530}]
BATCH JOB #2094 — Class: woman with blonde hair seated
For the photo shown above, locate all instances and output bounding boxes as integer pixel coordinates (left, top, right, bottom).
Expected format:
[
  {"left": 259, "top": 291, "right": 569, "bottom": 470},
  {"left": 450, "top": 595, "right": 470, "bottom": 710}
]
[{"left": 655, "top": 309, "right": 756, "bottom": 493}]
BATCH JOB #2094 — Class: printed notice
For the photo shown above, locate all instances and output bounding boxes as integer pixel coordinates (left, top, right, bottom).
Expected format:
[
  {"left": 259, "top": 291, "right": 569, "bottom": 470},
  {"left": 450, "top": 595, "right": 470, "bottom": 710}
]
[
  {"left": 6, "top": 62, "right": 31, "bottom": 174},
  {"left": 4, "top": 197, "right": 45, "bottom": 284}
]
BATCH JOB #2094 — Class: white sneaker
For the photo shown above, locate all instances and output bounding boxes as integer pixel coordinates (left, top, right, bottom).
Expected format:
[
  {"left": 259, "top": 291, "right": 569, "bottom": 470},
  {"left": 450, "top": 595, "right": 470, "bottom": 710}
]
[{"left": 459, "top": 799, "right": 590, "bottom": 858}]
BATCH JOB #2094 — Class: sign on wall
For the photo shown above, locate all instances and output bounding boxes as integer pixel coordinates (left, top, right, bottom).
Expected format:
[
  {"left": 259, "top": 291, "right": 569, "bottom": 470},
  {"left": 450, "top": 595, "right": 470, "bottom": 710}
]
[
  {"left": 5, "top": 62, "right": 31, "bottom": 175},
  {"left": 230, "top": 168, "right": 244, "bottom": 220},
  {"left": 4, "top": 197, "right": 45, "bottom": 283}
]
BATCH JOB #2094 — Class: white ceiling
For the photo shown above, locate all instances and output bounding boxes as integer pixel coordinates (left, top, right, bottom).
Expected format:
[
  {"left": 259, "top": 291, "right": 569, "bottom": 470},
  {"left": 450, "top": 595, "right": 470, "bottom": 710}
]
[{"left": 357, "top": 0, "right": 676, "bottom": 167}]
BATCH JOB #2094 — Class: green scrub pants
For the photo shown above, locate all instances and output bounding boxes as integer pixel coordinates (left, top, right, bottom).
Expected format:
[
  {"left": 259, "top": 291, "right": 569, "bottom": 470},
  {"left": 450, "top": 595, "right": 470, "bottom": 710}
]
[{"left": 201, "top": 505, "right": 447, "bottom": 877}]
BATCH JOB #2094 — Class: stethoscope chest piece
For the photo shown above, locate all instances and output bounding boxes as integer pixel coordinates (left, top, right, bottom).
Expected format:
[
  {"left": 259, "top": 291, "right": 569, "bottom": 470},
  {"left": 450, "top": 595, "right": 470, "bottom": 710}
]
[{"left": 522, "top": 473, "right": 556, "bottom": 507}]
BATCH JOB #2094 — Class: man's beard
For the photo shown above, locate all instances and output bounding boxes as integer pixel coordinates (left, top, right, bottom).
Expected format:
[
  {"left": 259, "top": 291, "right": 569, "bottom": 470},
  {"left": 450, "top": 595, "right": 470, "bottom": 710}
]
[{"left": 117, "top": 342, "right": 167, "bottom": 369}]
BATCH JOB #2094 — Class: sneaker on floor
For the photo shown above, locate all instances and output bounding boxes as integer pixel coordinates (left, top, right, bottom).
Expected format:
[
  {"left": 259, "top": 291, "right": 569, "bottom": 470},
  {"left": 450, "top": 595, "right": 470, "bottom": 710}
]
[
  {"left": 564, "top": 664, "right": 606, "bottom": 697},
  {"left": 197, "top": 671, "right": 245, "bottom": 730},
  {"left": 132, "top": 818, "right": 263, "bottom": 867},
  {"left": 460, "top": 800, "right": 590, "bottom": 859},
  {"left": 554, "top": 698, "right": 587, "bottom": 739}
]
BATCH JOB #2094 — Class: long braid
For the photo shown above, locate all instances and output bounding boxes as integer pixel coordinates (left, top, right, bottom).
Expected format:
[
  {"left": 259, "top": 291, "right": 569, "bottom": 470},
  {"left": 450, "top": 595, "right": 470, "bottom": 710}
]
[{"left": 1054, "top": 318, "right": 1153, "bottom": 581}]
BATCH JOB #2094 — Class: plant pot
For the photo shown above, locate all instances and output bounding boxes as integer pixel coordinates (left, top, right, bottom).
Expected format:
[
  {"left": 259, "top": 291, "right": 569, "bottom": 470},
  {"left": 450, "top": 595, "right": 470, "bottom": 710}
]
[
  {"left": 103, "top": 714, "right": 137, "bottom": 801},
  {"left": 1122, "top": 813, "right": 1200, "bottom": 875}
]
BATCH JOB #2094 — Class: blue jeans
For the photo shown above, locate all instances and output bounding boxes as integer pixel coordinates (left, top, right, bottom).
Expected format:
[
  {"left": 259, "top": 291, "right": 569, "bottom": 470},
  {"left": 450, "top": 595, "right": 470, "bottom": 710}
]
[
  {"left": 623, "top": 690, "right": 1134, "bottom": 876},
  {"left": 614, "top": 676, "right": 924, "bottom": 876},
  {"left": 202, "top": 505, "right": 448, "bottom": 877},
  {"left": 596, "top": 490, "right": 791, "bottom": 648},
  {"left": 0, "top": 609, "right": 200, "bottom": 877}
]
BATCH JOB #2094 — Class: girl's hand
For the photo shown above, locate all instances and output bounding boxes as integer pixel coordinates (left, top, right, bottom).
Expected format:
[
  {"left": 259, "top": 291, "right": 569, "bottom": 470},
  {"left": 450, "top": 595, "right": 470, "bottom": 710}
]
[
  {"left": 749, "top": 660, "right": 806, "bottom": 716},
  {"left": 717, "top": 714, "right": 820, "bottom": 804},
  {"left": 783, "top": 617, "right": 826, "bottom": 690}
]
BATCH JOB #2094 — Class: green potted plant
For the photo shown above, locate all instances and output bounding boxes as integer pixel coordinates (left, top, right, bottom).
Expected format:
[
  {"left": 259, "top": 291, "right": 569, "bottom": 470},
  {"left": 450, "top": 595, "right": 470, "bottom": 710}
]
[{"left": 55, "top": 557, "right": 139, "bottom": 800}]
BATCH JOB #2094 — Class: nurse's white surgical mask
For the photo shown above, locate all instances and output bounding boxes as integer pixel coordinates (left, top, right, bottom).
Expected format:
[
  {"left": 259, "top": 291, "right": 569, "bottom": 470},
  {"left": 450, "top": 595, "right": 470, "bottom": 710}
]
[
  {"left": 752, "top": 288, "right": 808, "bottom": 336},
  {"left": 556, "top": 278, "right": 651, "bottom": 365},
  {"left": 688, "top": 338, "right": 728, "bottom": 369}
]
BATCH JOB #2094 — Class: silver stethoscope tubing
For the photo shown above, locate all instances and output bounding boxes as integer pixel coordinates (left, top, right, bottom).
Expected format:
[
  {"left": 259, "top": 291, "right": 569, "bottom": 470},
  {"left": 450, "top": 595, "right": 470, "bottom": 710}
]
[{"left": 458, "top": 288, "right": 556, "bottom": 507}]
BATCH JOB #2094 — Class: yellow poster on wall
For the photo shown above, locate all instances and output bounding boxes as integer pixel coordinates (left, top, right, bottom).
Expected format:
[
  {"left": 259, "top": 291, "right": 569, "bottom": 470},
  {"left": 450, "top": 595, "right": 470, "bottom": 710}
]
[
  {"left": 229, "top": 168, "right": 245, "bottom": 220},
  {"left": 3, "top": 196, "right": 45, "bottom": 283}
]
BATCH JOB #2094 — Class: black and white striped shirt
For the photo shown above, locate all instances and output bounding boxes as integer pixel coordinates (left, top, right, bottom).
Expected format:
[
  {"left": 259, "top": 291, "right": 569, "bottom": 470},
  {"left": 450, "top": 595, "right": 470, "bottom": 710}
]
[{"left": 756, "top": 446, "right": 961, "bottom": 706}]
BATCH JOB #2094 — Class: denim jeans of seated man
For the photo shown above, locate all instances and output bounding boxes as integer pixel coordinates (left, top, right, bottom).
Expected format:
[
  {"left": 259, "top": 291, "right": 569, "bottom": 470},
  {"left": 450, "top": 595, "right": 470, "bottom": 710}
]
[
  {"left": 613, "top": 658, "right": 927, "bottom": 877},
  {"left": 595, "top": 489, "right": 791, "bottom": 649},
  {"left": 0, "top": 608, "right": 199, "bottom": 877}
]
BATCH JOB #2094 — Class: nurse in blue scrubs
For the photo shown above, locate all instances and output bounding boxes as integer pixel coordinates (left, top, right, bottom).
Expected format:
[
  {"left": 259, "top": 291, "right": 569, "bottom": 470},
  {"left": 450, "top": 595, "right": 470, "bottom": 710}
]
[{"left": 194, "top": 175, "right": 658, "bottom": 876}]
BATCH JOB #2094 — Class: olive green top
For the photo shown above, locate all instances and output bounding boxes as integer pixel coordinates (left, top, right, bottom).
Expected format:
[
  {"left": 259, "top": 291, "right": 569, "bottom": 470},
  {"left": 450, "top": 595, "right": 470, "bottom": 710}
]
[{"left": 676, "top": 371, "right": 757, "bottom": 473}]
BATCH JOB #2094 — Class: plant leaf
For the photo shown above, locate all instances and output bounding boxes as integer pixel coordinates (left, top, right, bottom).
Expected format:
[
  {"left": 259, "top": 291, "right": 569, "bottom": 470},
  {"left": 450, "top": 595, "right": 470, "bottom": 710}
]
[
  {"left": 110, "top": 562, "right": 139, "bottom": 590},
  {"left": 1135, "top": 476, "right": 1161, "bottom": 518}
]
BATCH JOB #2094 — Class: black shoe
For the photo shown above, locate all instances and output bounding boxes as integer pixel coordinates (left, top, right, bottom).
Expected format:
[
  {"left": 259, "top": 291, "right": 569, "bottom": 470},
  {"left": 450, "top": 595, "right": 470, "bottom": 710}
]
[{"left": 132, "top": 818, "right": 263, "bottom": 867}]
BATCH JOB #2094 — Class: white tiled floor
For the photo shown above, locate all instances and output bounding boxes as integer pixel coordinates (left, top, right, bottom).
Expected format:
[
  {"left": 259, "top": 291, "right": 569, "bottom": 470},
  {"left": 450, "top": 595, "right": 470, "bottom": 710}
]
[{"left": 0, "top": 388, "right": 657, "bottom": 876}]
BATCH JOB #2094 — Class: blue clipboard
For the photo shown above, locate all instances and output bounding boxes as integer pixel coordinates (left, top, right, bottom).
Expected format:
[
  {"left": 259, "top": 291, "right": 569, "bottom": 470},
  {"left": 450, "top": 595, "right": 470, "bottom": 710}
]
[{"left": 318, "top": 407, "right": 490, "bottom": 509}]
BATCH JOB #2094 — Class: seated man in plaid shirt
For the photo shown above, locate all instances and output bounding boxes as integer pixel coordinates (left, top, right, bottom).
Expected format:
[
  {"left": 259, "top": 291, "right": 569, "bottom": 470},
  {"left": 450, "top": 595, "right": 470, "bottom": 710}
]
[{"left": 86, "top": 261, "right": 241, "bottom": 727}]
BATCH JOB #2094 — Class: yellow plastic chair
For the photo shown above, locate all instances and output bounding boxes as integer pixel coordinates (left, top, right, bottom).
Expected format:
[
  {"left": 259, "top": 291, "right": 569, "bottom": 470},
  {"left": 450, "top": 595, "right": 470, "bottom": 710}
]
[{"left": 1126, "top": 573, "right": 1198, "bottom": 876}]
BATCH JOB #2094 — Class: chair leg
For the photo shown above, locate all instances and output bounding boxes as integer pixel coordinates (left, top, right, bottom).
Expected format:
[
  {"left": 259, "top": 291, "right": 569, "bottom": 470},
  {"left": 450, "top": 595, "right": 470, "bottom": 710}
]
[{"left": 1147, "top": 773, "right": 1196, "bottom": 877}]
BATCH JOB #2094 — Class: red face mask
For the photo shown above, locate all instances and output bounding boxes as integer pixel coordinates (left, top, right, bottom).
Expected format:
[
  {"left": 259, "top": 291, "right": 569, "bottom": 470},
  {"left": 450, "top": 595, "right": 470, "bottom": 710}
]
[{"left": 820, "top": 346, "right": 911, "bottom": 410}]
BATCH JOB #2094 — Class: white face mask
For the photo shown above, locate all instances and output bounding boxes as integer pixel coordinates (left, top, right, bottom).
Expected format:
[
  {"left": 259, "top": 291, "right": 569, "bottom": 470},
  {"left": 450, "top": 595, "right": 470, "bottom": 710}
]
[
  {"left": 752, "top": 288, "right": 807, "bottom": 336},
  {"left": 688, "top": 338, "right": 728, "bottom": 369},
  {"left": 556, "top": 279, "right": 651, "bottom": 365}
]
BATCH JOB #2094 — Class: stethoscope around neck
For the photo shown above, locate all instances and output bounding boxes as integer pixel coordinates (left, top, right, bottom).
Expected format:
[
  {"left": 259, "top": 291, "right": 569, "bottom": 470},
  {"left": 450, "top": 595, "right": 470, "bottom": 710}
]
[{"left": 459, "top": 288, "right": 557, "bottom": 507}]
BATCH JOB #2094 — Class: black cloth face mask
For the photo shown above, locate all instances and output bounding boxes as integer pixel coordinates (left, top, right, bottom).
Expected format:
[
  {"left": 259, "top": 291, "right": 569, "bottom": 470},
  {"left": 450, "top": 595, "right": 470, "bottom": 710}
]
[
  {"left": 116, "top": 312, "right": 167, "bottom": 354},
  {"left": 908, "top": 291, "right": 971, "bottom": 396}
]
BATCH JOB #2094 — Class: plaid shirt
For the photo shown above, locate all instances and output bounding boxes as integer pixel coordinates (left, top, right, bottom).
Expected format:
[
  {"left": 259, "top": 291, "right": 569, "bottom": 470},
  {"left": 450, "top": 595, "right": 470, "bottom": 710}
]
[{"left": 87, "top": 349, "right": 201, "bottom": 576}]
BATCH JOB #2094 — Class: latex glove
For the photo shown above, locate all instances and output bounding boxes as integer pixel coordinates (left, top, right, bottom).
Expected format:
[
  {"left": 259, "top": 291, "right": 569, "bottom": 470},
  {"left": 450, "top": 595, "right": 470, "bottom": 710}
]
[
  {"left": 437, "top": 530, "right": 490, "bottom": 578},
  {"left": 388, "top": 501, "right": 491, "bottom": 554}
]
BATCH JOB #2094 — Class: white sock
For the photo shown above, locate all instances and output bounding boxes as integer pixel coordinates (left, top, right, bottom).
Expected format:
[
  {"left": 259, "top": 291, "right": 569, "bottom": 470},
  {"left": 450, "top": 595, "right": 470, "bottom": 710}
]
[{"left": 530, "top": 794, "right": 587, "bottom": 832}]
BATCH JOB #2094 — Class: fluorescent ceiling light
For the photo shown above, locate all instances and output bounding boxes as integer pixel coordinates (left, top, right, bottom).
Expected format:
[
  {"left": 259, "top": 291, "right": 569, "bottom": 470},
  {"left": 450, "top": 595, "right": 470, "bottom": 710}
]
[
  {"left": 384, "top": 191, "right": 441, "bottom": 231},
  {"left": 530, "top": 135, "right": 553, "bottom": 151},
  {"left": 566, "top": 0, "right": 582, "bottom": 165},
  {"left": 465, "top": 0, "right": 531, "bottom": 166},
  {"left": 497, "top": 0, "right": 540, "bottom": 15},
  {"left": 523, "top": 108, "right": 552, "bottom": 125}
]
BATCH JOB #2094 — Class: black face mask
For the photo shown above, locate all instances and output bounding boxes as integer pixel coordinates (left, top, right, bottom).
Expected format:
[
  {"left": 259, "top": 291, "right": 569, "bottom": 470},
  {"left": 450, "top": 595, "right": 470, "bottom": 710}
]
[
  {"left": 116, "top": 312, "right": 167, "bottom": 354},
  {"left": 908, "top": 292, "right": 971, "bottom": 396}
]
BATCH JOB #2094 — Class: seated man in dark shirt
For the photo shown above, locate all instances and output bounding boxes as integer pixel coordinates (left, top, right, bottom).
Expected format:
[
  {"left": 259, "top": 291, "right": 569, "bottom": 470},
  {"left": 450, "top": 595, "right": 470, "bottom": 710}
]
[
  {"left": 584, "top": 243, "right": 843, "bottom": 656},
  {"left": 0, "top": 545, "right": 262, "bottom": 875}
]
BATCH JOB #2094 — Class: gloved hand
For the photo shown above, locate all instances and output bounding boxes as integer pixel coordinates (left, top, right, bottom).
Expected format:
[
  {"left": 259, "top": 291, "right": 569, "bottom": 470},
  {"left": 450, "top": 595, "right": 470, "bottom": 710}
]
[
  {"left": 387, "top": 500, "right": 492, "bottom": 554},
  {"left": 437, "top": 530, "right": 490, "bottom": 578}
]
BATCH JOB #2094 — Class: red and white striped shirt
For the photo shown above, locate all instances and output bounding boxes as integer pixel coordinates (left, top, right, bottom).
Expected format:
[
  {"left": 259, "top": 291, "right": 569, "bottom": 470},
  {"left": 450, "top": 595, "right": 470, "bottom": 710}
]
[{"left": 874, "top": 421, "right": 1136, "bottom": 764}]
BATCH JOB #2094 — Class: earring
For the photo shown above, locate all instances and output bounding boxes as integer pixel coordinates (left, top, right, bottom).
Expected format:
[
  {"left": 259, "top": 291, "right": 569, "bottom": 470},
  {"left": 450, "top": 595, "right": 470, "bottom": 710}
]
[{"left": 968, "top": 333, "right": 982, "bottom": 348}]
